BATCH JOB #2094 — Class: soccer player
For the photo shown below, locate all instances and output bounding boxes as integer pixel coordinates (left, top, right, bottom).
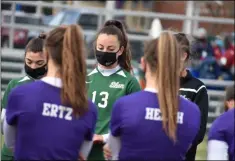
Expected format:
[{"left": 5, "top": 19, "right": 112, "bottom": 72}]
[
  {"left": 104, "top": 31, "right": 201, "bottom": 160},
  {"left": 175, "top": 33, "right": 209, "bottom": 161},
  {"left": 87, "top": 20, "right": 141, "bottom": 160},
  {"left": 207, "top": 85, "right": 234, "bottom": 161},
  {"left": 1, "top": 35, "right": 47, "bottom": 161},
  {"left": 3, "top": 25, "right": 97, "bottom": 160}
]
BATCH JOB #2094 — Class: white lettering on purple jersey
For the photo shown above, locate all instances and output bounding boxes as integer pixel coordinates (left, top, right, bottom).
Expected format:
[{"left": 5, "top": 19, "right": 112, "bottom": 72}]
[
  {"left": 145, "top": 108, "right": 184, "bottom": 124},
  {"left": 42, "top": 103, "right": 73, "bottom": 120}
]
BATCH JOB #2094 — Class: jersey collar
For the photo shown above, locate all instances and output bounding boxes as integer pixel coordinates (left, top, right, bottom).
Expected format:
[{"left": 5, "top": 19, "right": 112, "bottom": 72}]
[
  {"left": 41, "top": 77, "right": 62, "bottom": 88},
  {"left": 97, "top": 65, "right": 121, "bottom": 77},
  {"left": 144, "top": 88, "right": 158, "bottom": 93}
]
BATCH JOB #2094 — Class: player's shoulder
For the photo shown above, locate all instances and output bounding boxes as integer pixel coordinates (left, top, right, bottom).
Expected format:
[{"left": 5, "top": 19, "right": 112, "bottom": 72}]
[
  {"left": 115, "top": 90, "right": 144, "bottom": 105},
  {"left": 116, "top": 69, "right": 133, "bottom": 78},
  {"left": 179, "top": 96, "right": 200, "bottom": 116},
  {"left": 193, "top": 77, "right": 207, "bottom": 92},
  {"left": 6, "top": 76, "right": 31, "bottom": 92},
  {"left": 9, "top": 80, "right": 41, "bottom": 96},
  {"left": 217, "top": 108, "right": 234, "bottom": 122},
  {"left": 8, "top": 76, "right": 28, "bottom": 86},
  {"left": 115, "top": 69, "right": 139, "bottom": 85},
  {"left": 16, "top": 75, "right": 32, "bottom": 84},
  {"left": 210, "top": 108, "right": 235, "bottom": 131},
  {"left": 188, "top": 72, "right": 207, "bottom": 92},
  {"left": 87, "top": 68, "right": 99, "bottom": 77}
]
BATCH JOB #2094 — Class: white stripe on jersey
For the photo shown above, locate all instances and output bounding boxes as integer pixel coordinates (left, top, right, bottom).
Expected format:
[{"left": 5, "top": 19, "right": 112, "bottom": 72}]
[
  {"left": 18, "top": 76, "right": 30, "bottom": 83},
  {"left": 179, "top": 85, "right": 206, "bottom": 93}
]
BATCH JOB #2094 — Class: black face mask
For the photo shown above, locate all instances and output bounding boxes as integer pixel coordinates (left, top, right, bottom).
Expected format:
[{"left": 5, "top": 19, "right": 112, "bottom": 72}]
[
  {"left": 95, "top": 49, "right": 119, "bottom": 67},
  {"left": 24, "top": 64, "right": 47, "bottom": 79}
]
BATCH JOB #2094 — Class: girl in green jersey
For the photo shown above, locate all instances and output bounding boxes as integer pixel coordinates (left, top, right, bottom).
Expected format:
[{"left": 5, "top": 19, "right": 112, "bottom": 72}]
[
  {"left": 1, "top": 35, "right": 47, "bottom": 161},
  {"left": 87, "top": 20, "right": 141, "bottom": 160}
]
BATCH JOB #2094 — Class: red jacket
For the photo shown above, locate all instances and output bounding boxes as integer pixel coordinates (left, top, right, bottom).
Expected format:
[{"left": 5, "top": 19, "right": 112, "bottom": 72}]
[{"left": 223, "top": 46, "right": 235, "bottom": 68}]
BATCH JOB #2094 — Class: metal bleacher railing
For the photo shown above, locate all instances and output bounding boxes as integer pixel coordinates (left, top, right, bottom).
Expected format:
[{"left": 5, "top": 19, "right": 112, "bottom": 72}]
[{"left": 1, "top": 1, "right": 234, "bottom": 128}]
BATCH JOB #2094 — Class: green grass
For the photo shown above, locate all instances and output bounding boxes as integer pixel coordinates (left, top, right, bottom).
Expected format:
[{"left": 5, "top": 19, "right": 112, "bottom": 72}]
[{"left": 196, "top": 137, "right": 208, "bottom": 160}]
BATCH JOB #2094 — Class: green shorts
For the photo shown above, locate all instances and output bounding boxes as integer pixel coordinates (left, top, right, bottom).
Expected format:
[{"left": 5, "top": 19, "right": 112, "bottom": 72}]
[
  {"left": 1, "top": 143, "right": 14, "bottom": 161},
  {"left": 87, "top": 143, "right": 105, "bottom": 161}
]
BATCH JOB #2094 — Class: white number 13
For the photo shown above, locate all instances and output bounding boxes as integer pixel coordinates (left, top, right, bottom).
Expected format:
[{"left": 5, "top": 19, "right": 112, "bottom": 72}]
[{"left": 92, "top": 91, "right": 109, "bottom": 108}]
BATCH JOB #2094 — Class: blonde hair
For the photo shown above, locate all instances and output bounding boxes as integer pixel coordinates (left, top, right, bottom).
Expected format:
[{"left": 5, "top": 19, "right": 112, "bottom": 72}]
[
  {"left": 144, "top": 31, "right": 181, "bottom": 142},
  {"left": 45, "top": 25, "right": 88, "bottom": 116}
]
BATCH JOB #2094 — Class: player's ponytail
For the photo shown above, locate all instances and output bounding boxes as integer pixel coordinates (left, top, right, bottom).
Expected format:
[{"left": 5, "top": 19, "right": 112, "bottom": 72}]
[
  {"left": 61, "top": 25, "right": 88, "bottom": 116},
  {"left": 157, "top": 32, "right": 181, "bottom": 142},
  {"left": 45, "top": 25, "right": 88, "bottom": 117},
  {"left": 96, "top": 20, "right": 132, "bottom": 72}
]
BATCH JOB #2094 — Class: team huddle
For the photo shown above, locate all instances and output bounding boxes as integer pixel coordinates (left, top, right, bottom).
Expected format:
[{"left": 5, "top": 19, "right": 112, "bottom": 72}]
[{"left": 0, "top": 20, "right": 234, "bottom": 161}]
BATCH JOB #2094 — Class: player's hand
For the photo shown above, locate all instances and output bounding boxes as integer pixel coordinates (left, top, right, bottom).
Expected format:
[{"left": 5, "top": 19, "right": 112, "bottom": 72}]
[
  {"left": 78, "top": 153, "right": 85, "bottom": 161},
  {"left": 93, "top": 134, "right": 103, "bottom": 143},
  {"left": 103, "top": 143, "right": 112, "bottom": 160}
]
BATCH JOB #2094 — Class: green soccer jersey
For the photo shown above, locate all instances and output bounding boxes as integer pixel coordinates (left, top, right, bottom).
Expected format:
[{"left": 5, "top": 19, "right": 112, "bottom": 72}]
[
  {"left": 1, "top": 75, "right": 33, "bottom": 160},
  {"left": 87, "top": 67, "right": 141, "bottom": 135}
]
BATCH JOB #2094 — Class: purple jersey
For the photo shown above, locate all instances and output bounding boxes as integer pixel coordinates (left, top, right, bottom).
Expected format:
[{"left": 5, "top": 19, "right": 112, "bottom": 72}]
[
  {"left": 208, "top": 108, "right": 235, "bottom": 161},
  {"left": 110, "top": 90, "right": 200, "bottom": 160},
  {"left": 5, "top": 80, "right": 97, "bottom": 160}
]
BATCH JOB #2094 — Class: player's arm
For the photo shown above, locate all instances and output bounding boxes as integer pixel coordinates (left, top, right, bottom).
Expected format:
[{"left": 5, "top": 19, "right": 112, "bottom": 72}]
[
  {"left": 79, "top": 141, "right": 93, "bottom": 160},
  {"left": 207, "top": 117, "right": 228, "bottom": 160},
  {"left": 107, "top": 134, "right": 121, "bottom": 160},
  {"left": 1, "top": 80, "right": 16, "bottom": 134},
  {"left": 102, "top": 133, "right": 109, "bottom": 143},
  {"left": 193, "top": 86, "right": 209, "bottom": 145},
  {"left": 79, "top": 103, "right": 98, "bottom": 159},
  {"left": 106, "top": 99, "right": 123, "bottom": 160},
  {"left": 3, "top": 86, "right": 22, "bottom": 149},
  {"left": 126, "top": 76, "right": 141, "bottom": 95},
  {"left": 3, "top": 116, "right": 16, "bottom": 149},
  {"left": 207, "top": 140, "right": 228, "bottom": 160}
]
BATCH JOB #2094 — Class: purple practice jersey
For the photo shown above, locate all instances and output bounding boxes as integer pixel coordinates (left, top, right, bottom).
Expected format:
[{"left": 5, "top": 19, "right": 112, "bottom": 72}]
[
  {"left": 110, "top": 89, "right": 201, "bottom": 160},
  {"left": 208, "top": 108, "right": 235, "bottom": 161},
  {"left": 5, "top": 80, "right": 97, "bottom": 160}
]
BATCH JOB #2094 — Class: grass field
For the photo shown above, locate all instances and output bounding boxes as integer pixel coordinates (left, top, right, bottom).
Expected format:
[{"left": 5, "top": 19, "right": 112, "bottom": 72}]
[{"left": 196, "top": 137, "right": 208, "bottom": 160}]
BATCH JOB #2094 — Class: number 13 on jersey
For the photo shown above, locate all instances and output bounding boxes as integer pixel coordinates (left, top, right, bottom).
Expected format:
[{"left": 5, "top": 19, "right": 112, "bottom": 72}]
[{"left": 92, "top": 91, "right": 109, "bottom": 108}]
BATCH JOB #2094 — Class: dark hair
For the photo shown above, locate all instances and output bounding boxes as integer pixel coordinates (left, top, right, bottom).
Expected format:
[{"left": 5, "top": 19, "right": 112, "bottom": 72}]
[
  {"left": 225, "top": 85, "right": 235, "bottom": 101},
  {"left": 38, "top": 32, "right": 47, "bottom": 39},
  {"left": 224, "top": 85, "right": 235, "bottom": 111},
  {"left": 224, "top": 35, "right": 232, "bottom": 50},
  {"left": 174, "top": 33, "right": 191, "bottom": 60},
  {"left": 144, "top": 32, "right": 181, "bottom": 142},
  {"left": 44, "top": 25, "right": 88, "bottom": 116},
  {"left": 25, "top": 35, "right": 45, "bottom": 53},
  {"left": 94, "top": 20, "right": 132, "bottom": 72}
]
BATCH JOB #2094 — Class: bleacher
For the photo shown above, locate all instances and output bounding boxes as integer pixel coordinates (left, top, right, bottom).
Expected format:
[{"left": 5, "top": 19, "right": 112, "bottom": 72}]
[{"left": 1, "top": 48, "right": 234, "bottom": 129}]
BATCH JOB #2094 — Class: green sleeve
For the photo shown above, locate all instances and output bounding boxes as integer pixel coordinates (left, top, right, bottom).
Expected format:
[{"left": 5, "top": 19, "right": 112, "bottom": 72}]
[
  {"left": 1, "top": 80, "right": 16, "bottom": 110},
  {"left": 126, "top": 76, "right": 141, "bottom": 95}
]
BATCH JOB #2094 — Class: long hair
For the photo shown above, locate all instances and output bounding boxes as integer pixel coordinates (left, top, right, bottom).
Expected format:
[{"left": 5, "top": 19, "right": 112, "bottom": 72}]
[
  {"left": 44, "top": 25, "right": 88, "bottom": 116},
  {"left": 94, "top": 20, "right": 132, "bottom": 72},
  {"left": 144, "top": 32, "right": 181, "bottom": 142}
]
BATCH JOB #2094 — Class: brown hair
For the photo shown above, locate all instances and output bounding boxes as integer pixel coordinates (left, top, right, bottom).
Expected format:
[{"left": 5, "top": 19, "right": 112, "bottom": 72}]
[
  {"left": 174, "top": 33, "right": 190, "bottom": 61},
  {"left": 25, "top": 34, "right": 45, "bottom": 53},
  {"left": 144, "top": 32, "right": 181, "bottom": 142},
  {"left": 224, "top": 85, "right": 235, "bottom": 111},
  {"left": 44, "top": 25, "right": 88, "bottom": 116},
  {"left": 94, "top": 20, "right": 132, "bottom": 72}
]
